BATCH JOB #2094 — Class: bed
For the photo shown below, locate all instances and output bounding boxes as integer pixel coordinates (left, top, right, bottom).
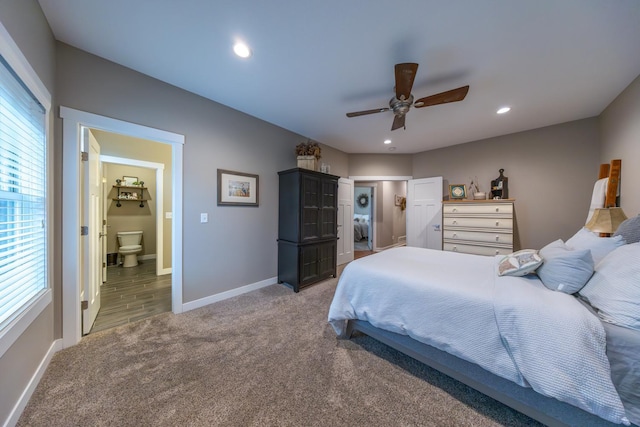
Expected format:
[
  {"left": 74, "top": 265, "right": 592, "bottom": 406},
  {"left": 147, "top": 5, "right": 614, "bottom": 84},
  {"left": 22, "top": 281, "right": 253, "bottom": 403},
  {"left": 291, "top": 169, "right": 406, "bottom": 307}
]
[
  {"left": 329, "top": 160, "right": 639, "bottom": 426},
  {"left": 353, "top": 214, "right": 369, "bottom": 241}
]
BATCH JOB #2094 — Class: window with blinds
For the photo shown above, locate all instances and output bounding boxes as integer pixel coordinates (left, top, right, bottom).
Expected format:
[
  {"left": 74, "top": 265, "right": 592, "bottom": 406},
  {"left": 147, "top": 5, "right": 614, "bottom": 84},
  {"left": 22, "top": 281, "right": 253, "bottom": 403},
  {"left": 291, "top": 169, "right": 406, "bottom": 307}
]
[{"left": 0, "top": 55, "right": 48, "bottom": 329}]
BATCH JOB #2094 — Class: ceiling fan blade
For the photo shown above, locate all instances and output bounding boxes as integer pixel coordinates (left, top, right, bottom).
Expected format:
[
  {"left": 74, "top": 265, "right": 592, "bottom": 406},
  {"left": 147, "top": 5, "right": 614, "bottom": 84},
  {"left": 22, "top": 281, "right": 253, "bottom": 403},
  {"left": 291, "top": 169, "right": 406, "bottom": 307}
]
[
  {"left": 414, "top": 85, "right": 470, "bottom": 108},
  {"left": 391, "top": 114, "right": 406, "bottom": 131},
  {"left": 395, "top": 63, "right": 418, "bottom": 100},
  {"left": 346, "top": 107, "right": 390, "bottom": 118}
]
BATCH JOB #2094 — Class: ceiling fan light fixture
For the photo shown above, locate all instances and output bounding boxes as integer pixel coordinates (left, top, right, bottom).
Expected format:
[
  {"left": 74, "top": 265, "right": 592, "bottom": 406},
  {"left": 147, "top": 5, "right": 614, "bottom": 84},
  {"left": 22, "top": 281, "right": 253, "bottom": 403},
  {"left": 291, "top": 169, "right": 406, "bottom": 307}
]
[
  {"left": 233, "top": 42, "right": 252, "bottom": 58},
  {"left": 497, "top": 106, "right": 511, "bottom": 114}
]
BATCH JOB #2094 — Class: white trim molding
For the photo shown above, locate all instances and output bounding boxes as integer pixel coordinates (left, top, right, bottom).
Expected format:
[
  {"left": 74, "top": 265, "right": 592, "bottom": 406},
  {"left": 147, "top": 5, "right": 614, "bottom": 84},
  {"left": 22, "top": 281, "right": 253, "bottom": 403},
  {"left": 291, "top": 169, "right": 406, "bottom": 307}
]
[
  {"left": 5, "top": 339, "right": 62, "bottom": 427},
  {"left": 100, "top": 154, "right": 167, "bottom": 277},
  {"left": 182, "top": 277, "right": 277, "bottom": 312},
  {"left": 0, "top": 21, "right": 54, "bottom": 363}
]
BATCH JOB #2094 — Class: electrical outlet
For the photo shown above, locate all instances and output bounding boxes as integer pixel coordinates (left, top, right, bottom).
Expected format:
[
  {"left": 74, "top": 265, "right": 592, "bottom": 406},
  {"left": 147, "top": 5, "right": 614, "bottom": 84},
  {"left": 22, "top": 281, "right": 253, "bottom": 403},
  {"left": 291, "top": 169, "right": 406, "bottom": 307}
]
[{"left": 200, "top": 213, "right": 208, "bottom": 223}]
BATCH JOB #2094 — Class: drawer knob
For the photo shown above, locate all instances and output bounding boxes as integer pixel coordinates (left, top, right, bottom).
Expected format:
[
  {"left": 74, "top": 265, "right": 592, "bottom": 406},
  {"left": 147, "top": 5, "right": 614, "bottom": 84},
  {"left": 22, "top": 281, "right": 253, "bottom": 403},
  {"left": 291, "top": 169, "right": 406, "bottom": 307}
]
[
  {"left": 453, "top": 233, "right": 457, "bottom": 238},
  {"left": 495, "top": 208, "right": 499, "bottom": 212},
  {"left": 495, "top": 235, "right": 499, "bottom": 241},
  {"left": 453, "top": 246, "right": 458, "bottom": 251},
  {"left": 452, "top": 208, "right": 457, "bottom": 212},
  {"left": 496, "top": 221, "right": 499, "bottom": 226},
  {"left": 453, "top": 220, "right": 458, "bottom": 225},
  {"left": 495, "top": 250, "right": 500, "bottom": 255}
]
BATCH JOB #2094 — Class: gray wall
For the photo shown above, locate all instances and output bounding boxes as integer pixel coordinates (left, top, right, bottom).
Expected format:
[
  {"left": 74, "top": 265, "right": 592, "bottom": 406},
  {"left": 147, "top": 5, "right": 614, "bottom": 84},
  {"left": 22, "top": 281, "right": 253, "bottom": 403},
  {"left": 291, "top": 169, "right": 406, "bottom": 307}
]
[
  {"left": 349, "top": 153, "right": 413, "bottom": 177},
  {"left": 412, "top": 118, "right": 601, "bottom": 250},
  {"left": 56, "top": 43, "right": 309, "bottom": 303},
  {"left": 0, "top": 0, "right": 56, "bottom": 424},
  {"left": 600, "top": 73, "right": 640, "bottom": 217}
]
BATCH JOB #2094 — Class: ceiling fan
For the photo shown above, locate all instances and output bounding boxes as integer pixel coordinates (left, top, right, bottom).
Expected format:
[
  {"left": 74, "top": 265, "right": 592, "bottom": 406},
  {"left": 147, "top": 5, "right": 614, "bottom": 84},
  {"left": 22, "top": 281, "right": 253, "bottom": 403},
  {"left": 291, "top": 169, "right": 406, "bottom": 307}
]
[{"left": 346, "top": 63, "right": 469, "bottom": 131}]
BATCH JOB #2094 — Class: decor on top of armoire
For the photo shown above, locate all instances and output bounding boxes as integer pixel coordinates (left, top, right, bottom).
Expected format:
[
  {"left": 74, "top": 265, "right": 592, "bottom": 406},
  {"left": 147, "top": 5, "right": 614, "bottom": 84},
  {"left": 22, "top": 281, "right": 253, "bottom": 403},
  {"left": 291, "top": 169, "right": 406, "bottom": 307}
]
[
  {"left": 490, "top": 169, "right": 509, "bottom": 199},
  {"left": 295, "top": 140, "right": 321, "bottom": 171},
  {"left": 277, "top": 168, "right": 339, "bottom": 292}
]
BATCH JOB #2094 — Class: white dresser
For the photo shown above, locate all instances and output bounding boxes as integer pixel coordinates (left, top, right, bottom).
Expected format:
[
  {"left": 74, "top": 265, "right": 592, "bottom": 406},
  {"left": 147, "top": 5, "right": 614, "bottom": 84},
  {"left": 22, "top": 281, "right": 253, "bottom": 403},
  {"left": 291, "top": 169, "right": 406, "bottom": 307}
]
[{"left": 442, "top": 200, "right": 515, "bottom": 256}]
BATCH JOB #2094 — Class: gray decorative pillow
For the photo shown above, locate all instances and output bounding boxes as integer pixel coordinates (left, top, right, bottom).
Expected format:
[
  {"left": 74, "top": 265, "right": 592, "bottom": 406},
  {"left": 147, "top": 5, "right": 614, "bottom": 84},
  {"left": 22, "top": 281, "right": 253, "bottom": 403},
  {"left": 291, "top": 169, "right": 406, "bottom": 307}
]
[
  {"left": 613, "top": 214, "right": 640, "bottom": 244},
  {"left": 498, "top": 249, "right": 543, "bottom": 276},
  {"left": 537, "top": 239, "right": 594, "bottom": 294}
]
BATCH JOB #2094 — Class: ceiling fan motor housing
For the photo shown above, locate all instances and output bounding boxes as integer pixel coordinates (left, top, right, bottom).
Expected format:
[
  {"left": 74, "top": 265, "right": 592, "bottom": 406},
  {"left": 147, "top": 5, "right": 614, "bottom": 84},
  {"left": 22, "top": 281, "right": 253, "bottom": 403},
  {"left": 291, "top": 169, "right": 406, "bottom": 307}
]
[{"left": 390, "top": 94, "right": 413, "bottom": 116}]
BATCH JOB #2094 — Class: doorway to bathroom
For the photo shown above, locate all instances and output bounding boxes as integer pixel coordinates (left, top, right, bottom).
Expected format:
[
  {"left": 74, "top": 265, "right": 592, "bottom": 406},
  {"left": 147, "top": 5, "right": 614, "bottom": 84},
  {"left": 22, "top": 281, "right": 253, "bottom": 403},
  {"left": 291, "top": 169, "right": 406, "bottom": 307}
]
[
  {"left": 61, "top": 106, "right": 184, "bottom": 348},
  {"left": 88, "top": 130, "right": 173, "bottom": 334}
]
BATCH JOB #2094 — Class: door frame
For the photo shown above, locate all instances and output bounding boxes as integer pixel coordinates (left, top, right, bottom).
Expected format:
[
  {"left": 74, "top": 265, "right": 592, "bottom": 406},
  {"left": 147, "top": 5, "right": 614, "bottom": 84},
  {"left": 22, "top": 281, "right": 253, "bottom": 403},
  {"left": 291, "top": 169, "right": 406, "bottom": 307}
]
[
  {"left": 349, "top": 175, "right": 412, "bottom": 251},
  {"left": 100, "top": 155, "right": 169, "bottom": 276},
  {"left": 61, "top": 106, "right": 184, "bottom": 349}
]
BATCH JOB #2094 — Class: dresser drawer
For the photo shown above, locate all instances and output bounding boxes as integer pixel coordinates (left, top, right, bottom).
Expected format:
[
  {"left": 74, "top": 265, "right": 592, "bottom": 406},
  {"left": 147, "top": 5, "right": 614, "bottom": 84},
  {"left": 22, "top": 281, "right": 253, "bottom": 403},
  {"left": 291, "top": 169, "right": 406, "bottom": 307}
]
[
  {"left": 443, "top": 229, "right": 513, "bottom": 245},
  {"left": 443, "top": 203, "right": 513, "bottom": 216},
  {"left": 443, "top": 216, "right": 513, "bottom": 230},
  {"left": 444, "top": 242, "right": 512, "bottom": 257}
]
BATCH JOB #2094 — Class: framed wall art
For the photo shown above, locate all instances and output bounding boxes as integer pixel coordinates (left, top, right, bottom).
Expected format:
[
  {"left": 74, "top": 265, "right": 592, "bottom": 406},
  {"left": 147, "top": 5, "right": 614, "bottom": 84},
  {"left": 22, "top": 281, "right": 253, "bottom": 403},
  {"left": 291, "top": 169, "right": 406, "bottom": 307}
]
[
  {"left": 217, "top": 169, "right": 259, "bottom": 206},
  {"left": 122, "top": 176, "right": 138, "bottom": 186},
  {"left": 449, "top": 184, "right": 467, "bottom": 199}
]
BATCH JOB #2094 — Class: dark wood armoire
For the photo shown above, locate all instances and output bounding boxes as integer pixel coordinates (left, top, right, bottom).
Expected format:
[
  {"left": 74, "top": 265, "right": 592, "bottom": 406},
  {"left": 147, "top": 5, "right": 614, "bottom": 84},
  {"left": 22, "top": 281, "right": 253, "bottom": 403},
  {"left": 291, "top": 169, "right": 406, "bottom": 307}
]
[{"left": 277, "top": 168, "right": 338, "bottom": 292}]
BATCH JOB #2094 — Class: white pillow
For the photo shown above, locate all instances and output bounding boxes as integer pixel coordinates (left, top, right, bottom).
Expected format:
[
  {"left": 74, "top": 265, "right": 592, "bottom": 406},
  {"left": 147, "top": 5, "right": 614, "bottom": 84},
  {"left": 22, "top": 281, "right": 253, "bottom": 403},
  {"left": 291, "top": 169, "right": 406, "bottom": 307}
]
[
  {"left": 579, "top": 242, "right": 640, "bottom": 331},
  {"left": 498, "top": 249, "right": 543, "bottom": 276},
  {"left": 566, "top": 227, "right": 626, "bottom": 266},
  {"left": 536, "top": 239, "right": 594, "bottom": 294}
]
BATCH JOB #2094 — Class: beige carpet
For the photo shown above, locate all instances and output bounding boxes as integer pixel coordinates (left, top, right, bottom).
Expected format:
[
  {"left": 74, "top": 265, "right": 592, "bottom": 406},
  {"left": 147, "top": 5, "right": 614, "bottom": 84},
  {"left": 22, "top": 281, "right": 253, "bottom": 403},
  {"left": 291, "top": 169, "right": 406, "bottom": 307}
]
[{"left": 17, "top": 276, "right": 540, "bottom": 427}]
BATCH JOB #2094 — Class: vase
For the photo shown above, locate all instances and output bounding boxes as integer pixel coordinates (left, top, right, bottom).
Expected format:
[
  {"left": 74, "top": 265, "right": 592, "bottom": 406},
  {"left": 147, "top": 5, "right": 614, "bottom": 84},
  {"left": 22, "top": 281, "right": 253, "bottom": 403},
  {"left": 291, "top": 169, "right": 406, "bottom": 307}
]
[{"left": 297, "top": 155, "right": 317, "bottom": 171}]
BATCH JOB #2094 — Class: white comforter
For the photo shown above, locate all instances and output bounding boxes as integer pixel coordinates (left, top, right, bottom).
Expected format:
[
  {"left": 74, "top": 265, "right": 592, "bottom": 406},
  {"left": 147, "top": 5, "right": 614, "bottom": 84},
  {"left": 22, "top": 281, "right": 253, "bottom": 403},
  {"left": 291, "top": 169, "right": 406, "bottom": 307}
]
[{"left": 328, "top": 247, "right": 629, "bottom": 425}]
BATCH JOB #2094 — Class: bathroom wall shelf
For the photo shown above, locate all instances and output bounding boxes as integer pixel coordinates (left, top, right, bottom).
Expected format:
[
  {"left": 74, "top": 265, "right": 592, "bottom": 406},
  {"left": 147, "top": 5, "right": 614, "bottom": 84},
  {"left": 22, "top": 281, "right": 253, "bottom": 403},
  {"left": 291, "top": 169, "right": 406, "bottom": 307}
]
[{"left": 112, "top": 185, "right": 147, "bottom": 207}]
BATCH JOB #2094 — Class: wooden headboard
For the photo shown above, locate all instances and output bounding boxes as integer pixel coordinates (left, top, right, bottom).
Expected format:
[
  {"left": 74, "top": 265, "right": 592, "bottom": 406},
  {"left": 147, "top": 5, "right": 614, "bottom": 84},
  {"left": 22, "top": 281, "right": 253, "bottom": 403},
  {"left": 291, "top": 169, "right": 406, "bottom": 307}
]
[{"left": 598, "top": 159, "right": 621, "bottom": 208}]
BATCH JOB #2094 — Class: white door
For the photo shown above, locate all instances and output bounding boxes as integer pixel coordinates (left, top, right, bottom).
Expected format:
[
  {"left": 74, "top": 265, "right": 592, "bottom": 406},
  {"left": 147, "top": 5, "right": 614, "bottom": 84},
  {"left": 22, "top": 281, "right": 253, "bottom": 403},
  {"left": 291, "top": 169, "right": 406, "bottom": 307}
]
[
  {"left": 101, "top": 171, "right": 108, "bottom": 282},
  {"left": 81, "top": 131, "right": 102, "bottom": 334},
  {"left": 337, "top": 178, "right": 354, "bottom": 265},
  {"left": 406, "top": 177, "right": 443, "bottom": 250}
]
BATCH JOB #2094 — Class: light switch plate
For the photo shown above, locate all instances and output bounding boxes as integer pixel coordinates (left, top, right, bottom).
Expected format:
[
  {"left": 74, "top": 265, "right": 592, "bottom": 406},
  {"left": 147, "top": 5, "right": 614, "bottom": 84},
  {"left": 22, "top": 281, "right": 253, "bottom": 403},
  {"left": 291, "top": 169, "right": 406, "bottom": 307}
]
[{"left": 200, "top": 213, "right": 208, "bottom": 223}]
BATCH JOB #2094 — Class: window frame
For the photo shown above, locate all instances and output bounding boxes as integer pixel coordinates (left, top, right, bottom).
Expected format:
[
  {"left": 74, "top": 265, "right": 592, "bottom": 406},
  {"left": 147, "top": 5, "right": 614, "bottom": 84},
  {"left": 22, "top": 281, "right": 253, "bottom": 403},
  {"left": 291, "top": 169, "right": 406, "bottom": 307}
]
[{"left": 0, "top": 22, "right": 53, "bottom": 358}]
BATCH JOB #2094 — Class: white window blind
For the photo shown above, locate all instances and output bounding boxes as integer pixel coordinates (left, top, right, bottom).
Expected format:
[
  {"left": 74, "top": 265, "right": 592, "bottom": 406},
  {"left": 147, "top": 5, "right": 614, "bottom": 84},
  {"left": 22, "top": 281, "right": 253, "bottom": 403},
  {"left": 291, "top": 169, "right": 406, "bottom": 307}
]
[{"left": 0, "top": 55, "right": 47, "bottom": 328}]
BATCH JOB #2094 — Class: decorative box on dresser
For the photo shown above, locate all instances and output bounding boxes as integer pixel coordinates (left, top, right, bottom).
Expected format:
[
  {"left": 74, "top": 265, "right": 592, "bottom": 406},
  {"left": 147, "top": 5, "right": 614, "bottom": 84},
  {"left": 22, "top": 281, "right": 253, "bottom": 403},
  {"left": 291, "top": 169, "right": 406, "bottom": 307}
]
[
  {"left": 442, "top": 199, "right": 515, "bottom": 256},
  {"left": 278, "top": 168, "right": 339, "bottom": 292}
]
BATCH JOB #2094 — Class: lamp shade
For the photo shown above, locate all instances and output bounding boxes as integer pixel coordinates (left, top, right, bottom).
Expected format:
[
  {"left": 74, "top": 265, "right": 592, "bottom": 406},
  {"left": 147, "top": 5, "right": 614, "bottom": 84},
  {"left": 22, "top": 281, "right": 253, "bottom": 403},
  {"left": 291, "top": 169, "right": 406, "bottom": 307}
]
[{"left": 585, "top": 207, "right": 628, "bottom": 234}]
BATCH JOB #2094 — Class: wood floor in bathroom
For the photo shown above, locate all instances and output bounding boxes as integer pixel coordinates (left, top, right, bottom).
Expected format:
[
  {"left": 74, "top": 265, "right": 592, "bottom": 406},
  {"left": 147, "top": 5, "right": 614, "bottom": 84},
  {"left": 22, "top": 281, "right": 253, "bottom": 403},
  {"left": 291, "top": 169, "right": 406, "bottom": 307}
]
[{"left": 90, "top": 259, "right": 172, "bottom": 334}]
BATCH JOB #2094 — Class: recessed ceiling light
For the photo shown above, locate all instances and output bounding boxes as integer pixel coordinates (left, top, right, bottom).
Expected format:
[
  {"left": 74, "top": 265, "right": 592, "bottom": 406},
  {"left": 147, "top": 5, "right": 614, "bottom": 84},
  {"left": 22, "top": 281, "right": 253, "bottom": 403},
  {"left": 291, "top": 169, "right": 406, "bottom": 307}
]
[
  {"left": 497, "top": 107, "right": 511, "bottom": 114},
  {"left": 233, "top": 42, "right": 252, "bottom": 58},
  {"left": 383, "top": 139, "right": 392, "bottom": 145}
]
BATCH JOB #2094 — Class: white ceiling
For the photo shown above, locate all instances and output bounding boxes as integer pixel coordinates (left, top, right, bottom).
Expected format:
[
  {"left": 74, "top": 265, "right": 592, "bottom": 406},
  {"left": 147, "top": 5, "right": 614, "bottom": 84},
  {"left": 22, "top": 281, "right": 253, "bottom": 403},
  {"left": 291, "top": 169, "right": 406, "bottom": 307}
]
[{"left": 38, "top": 0, "right": 640, "bottom": 154}]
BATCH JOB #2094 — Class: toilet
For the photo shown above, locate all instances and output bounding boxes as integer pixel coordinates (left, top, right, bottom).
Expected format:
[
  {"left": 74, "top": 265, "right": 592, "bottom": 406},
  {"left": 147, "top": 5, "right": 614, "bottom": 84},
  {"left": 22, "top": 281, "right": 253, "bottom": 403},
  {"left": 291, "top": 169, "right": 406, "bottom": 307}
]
[{"left": 117, "top": 231, "right": 143, "bottom": 267}]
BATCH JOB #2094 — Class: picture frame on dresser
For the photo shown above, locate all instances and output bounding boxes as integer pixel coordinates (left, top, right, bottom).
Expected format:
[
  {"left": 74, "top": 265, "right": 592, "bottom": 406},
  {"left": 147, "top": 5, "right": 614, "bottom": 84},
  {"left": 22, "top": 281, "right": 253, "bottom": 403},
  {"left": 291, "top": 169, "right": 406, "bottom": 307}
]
[
  {"left": 449, "top": 184, "right": 467, "bottom": 199},
  {"left": 217, "top": 169, "right": 259, "bottom": 206}
]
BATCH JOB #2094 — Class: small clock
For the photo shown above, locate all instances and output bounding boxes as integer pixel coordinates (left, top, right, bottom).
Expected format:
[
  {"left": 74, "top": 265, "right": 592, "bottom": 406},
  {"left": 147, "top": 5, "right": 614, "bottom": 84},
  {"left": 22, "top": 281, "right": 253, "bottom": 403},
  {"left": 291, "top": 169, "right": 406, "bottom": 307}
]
[{"left": 449, "top": 184, "right": 467, "bottom": 199}]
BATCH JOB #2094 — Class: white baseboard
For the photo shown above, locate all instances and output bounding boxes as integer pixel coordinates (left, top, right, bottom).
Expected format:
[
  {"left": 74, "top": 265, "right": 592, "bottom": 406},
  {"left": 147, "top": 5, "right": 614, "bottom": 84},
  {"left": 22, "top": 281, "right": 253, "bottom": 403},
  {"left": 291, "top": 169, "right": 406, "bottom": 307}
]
[
  {"left": 398, "top": 235, "right": 406, "bottom": 244},
  {"left": 5, "top": 339, "right": 62, "bottom": 427},
  {"left": 182, "top": 276, "right": 277, "bottom": 312},
  {"left": 158, "top": 267, "right": 172, "bottom": 276},
  {"left": 138, "top": 254, "right": 156, "bottom": 261}
]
